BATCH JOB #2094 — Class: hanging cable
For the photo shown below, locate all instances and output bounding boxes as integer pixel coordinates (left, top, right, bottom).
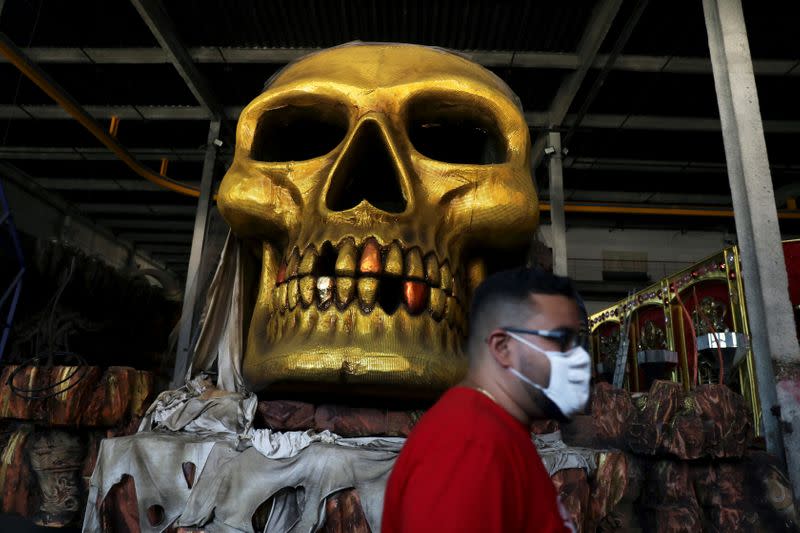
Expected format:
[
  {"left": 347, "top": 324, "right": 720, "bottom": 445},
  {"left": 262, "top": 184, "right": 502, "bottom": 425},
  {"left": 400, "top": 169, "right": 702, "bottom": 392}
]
[{"left": 673, "top": 286, "right": 699, "bottom": 388}]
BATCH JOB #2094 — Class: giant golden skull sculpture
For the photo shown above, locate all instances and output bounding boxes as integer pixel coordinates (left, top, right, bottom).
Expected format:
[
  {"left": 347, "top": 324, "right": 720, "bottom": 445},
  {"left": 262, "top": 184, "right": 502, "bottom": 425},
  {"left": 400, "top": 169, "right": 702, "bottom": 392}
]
[{"left": 218, "top": 43, "right": 538, "bottom": 397}]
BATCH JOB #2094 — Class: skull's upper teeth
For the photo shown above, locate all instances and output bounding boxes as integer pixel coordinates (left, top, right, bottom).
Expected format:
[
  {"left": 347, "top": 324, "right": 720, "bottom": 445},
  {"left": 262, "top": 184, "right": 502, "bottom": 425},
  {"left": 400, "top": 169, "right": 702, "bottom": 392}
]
[{"left": 273, "top": 239, "right": 466, "bottom": 330}]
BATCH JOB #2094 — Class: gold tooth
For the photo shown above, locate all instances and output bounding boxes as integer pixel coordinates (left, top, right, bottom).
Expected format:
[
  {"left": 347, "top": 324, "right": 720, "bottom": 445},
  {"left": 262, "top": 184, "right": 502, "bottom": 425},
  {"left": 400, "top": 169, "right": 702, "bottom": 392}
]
[
  {"left": 359, "top": 238, "right": 383, "bottom": 274},
  {"left": 299, "top": 276, "right": 315, "bottom": 307},
  {"left": 336, "top": 277, "right": 355, "bottom": 307},
  {"left": 287, "top": 278, "right": 299, "bottom": 309},
  {"left": 425, "top": 254, "right": 440, "bottom": 285},
  {"left": 405, "top": 247, "right": 424, "bottom": 279},
  {"left": 277, "top": 283, "right": 288, "bottom": 312},
  {"left": 385, "top": 242, "right": 403, "bottom": 276},
  {"left": 430, "top": 287, "right": 446, "bottom": 319},
  {"left": 287, "top": 248, "right": 300, "bottom": 278},
  {"left": 445, "top": 295, "right": 458, "bottom": 325},
  {"left": 358, "top": 277, "right": 379, "bottom": 308},
  {"left": 440, "top": 263, "right": 453, "bottom": 293},
  {"left": 336, "top": 239, "right": 357, "bottom": 276},
  {"left": 298, "top": 245, "right": 318, "bottom": 276},
  {"left": 272, "top": 286, "right": 281, "bottom": 310},
  {"left": 467, "top": 258, "right": 486, "bottom": 293},
  {"left": 297, "top": 304, "right": 319, "bottom": 335}
]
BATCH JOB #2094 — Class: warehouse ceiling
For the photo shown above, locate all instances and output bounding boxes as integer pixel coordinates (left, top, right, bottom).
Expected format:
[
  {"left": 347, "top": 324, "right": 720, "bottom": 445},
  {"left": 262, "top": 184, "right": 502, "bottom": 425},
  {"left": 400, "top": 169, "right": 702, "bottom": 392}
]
[{"left": 1, "top": 0, "right": 799, "bottom": 278}]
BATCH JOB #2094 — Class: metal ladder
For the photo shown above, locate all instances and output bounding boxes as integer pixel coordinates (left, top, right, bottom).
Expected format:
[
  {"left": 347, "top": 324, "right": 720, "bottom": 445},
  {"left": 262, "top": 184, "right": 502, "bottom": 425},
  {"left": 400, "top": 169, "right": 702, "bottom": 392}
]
[{"left": 612, "top": 291, "right": 635, "bottom": 389}]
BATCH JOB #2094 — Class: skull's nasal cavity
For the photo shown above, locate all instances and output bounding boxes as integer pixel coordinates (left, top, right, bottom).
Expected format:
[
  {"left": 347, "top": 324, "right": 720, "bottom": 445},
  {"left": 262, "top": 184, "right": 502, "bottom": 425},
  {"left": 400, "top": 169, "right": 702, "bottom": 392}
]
[{"left": 326, "top": 121, "right": 407, "bottom": 214}]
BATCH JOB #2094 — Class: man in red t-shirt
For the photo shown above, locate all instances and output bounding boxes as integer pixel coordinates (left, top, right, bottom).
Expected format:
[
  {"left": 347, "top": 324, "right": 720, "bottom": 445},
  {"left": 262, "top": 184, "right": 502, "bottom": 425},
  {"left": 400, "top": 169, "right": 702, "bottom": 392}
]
[{"left": 383, "top": 268, "right": 590, "bottom": 532}]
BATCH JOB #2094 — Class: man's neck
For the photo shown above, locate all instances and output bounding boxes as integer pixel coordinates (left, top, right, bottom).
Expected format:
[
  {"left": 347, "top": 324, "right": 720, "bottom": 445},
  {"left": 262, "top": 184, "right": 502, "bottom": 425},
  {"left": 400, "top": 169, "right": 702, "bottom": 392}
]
[{"left": 461, "top": 372, "right": 532, "bottom": 426}]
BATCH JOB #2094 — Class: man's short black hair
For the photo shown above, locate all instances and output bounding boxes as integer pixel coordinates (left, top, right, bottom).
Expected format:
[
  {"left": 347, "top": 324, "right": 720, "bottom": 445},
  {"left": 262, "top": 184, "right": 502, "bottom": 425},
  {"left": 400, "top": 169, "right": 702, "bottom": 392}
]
[{"left": 467, "top": 267, "right": 578, "bottom": 358}]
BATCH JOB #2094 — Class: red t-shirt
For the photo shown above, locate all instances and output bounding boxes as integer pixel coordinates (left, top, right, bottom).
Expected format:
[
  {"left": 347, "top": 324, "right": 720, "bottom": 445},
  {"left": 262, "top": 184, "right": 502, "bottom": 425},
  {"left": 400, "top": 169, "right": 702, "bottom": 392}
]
[{"left": 382, "top": 386, "right": 573, "bottom": 533}]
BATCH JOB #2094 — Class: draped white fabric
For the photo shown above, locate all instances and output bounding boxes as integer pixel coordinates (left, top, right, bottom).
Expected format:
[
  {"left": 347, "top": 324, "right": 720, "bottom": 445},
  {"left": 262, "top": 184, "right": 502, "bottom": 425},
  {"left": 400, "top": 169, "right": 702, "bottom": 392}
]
[{"left": 186, "top": 232, "right": 246, "bottom": 393}]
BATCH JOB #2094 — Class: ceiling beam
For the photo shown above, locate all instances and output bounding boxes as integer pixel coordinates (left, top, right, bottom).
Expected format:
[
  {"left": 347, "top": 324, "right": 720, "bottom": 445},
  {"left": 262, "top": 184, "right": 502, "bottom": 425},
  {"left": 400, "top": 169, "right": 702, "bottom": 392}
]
[
  {"left": 536, "top": 113, "right": 800, "bottom": 133},
  {"left": 539, "top": 189, "right": 734, "bottom": 205},
  {"left": 129, "top": 0, "right": 224, "bottom": 121},
  {"left": 0, "top": 104, "right": 243, "bottom": 121},
  {"left": 77, "top": 203, "right": 197, "bottom": 216},
  {"left": 4, "top": 47, "right": 797, "bottom": 76},
  {"left": 564, "top": 157, "right": 800, "bottom": 174},
  {"left": 33, "top": 177, "right": 167, "bottom": 191},
  {"left": 562, "top": 0, "right": 651, "bottom": 148},
  {"left": 0, "top": 145, "right": 217, "bottom": 161},
  {"left": 531, "top": 0, "right": 624, "bottom": 168}
]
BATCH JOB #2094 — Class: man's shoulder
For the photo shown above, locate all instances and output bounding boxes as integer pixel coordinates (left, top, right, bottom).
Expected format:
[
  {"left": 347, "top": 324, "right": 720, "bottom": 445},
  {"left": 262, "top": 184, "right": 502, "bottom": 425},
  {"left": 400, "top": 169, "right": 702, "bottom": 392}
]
[{"left": 403, "top": 387, "right": 520, "bottom": 452}]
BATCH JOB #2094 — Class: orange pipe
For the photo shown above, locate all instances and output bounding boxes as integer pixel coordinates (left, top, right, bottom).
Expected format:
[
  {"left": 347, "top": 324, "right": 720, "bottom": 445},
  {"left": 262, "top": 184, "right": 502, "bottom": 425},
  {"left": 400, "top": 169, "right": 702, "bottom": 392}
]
[
  {"left": 0, "top": 33, "right": 200, "bottom": 198},
  {"left": 108, "top": 115, "right": 120, "bottom": 137},
  {"left": 540, "top": 203, "right": 800, "bottom": 219}
]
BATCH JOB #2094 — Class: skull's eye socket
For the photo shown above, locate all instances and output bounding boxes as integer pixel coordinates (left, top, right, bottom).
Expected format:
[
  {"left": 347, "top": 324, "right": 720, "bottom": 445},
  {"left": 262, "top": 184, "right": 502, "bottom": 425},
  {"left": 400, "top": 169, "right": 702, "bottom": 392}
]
[
  {"left": 407, "top": 97, "right": 507, "bottom": 165},
  {"left": 251, "top": 103, "right": 348, "bottom": 162}
]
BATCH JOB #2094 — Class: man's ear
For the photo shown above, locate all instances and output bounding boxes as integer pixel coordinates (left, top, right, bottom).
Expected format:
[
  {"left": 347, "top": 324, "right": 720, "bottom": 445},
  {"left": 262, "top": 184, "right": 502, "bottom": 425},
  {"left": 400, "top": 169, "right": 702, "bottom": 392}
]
[{"left": 487, "top": 331, "right": 513, "bottom": 368}]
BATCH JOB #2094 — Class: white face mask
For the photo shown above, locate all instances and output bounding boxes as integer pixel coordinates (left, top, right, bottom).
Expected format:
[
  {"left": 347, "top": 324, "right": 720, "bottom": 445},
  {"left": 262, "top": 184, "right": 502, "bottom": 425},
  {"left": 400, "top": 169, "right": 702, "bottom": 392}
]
[{"left": 505, "top": 331, "right": 591, "bottom": 419}]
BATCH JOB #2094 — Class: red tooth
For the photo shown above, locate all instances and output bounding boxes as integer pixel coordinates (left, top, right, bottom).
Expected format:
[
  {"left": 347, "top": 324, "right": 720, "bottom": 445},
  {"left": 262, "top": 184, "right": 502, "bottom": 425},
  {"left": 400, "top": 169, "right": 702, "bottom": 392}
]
[
  {"left": 276, "top": 263, "right": 287, "bottom": 284},
  {"left": 403, "top": 281, "right": 429, "bottom": 315},
  {"left": 359, "top": 238, "right": 383, "bottom": 275}
]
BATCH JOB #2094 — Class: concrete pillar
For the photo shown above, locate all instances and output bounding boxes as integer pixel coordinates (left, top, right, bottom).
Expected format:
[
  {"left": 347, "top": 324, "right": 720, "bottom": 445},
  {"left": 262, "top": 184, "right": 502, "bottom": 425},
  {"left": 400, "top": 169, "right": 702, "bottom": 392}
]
[
  {"left": 172, "top": 120, "right": 221, "bottom": 388},
  {"left": 547, "top": 132, "right": 568, "bottom": 276},
  {"left": 703, "top": 0, "right": 800, "bottom": 497}
]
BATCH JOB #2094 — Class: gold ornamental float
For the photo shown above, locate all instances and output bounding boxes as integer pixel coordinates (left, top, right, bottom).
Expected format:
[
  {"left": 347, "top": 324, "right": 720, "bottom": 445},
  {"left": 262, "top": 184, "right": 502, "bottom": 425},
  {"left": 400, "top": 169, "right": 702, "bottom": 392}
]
[{"left": 589, "top": 240, "right": 800, "bottom": 434}]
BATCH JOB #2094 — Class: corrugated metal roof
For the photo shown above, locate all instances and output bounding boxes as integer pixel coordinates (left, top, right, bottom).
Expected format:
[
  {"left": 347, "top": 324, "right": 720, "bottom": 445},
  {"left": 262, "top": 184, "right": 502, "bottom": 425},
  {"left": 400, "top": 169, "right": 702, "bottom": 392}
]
[
  {"left": 1, "top": 0, "right": 157, "bottom": 47},
  {"left": 166, "top": 0, "right": 594, "bottom": 52}
]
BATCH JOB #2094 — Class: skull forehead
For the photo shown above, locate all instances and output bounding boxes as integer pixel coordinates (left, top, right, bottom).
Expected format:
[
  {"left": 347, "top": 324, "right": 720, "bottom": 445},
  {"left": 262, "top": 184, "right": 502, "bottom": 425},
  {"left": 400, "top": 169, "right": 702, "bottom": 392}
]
[{"left": 266, "top": 43, "right": 519, "bottom": 104}]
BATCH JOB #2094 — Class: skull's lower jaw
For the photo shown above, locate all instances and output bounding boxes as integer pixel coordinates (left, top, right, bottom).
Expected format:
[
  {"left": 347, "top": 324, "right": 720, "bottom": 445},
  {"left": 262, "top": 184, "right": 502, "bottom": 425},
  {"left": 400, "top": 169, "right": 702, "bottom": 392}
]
[{"left": 242, "top": 303, "right": 467, "bottom": 397}]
